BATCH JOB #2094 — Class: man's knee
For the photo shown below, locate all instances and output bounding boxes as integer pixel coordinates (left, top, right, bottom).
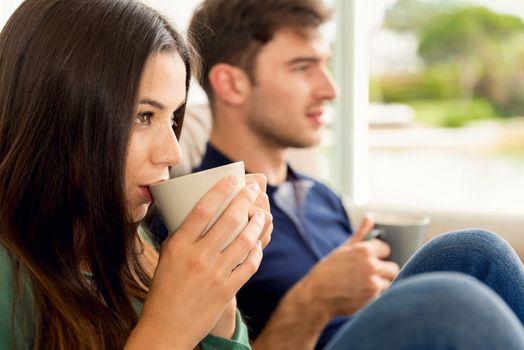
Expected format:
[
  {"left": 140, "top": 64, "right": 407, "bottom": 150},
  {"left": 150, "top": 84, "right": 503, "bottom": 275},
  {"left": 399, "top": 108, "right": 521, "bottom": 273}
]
[
  {"left": 427, "top": 228, "right": 500, "bottom": 249},
  {"left": 414, "top": 228, "right": 514, "bottom": 263},
  {"left": 328, "top": 272, "right": 524, "bottom": 350}
]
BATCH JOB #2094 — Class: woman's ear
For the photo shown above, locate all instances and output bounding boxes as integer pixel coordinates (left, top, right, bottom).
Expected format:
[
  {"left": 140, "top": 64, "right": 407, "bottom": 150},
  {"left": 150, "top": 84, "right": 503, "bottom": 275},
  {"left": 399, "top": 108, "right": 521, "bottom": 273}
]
[{"left": 208, "top": 63, "right": 251, "bottom": 106}]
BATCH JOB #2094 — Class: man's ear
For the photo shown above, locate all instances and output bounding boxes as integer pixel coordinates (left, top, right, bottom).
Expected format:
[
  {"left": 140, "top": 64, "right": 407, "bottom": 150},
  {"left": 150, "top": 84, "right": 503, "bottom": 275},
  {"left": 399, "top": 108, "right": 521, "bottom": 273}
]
[{"left": 208, "top": 63, "right": 251, "bottom": 106}]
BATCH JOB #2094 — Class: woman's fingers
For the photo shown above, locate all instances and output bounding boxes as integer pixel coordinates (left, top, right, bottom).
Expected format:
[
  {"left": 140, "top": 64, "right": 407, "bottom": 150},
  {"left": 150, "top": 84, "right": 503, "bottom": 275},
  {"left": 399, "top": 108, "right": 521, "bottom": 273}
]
[
  {"left": 201, "top": 182, "right": 260, "bottom": 250},
  {"left": 220, "top": 210, "right": 266, "bottom": 272},
  {"left": 254, "top": 191, "right": 270, "bottom": 212},
  {"left": 176, "top": 176, "right": 241, "bottom": 243},
  {"left": 258, "top": 222, "right": 273, "bottom": 249},
  {"left": 246, "top": 173, "right": 267, "bottom": 193},
  {"left": 248, "top": 204, "right": 272, "bottom": 248},
  {"left": 249, "top": 174, "right": 272, "bottom": 248},
  {"left": 228, "top": 240, "right": 264, "bottom": 291},
  {"left": 169, "top": 171, "right": 271, "bottom": 280},
  {"left": 176, "top": 173, "right": 269, "bottom": 247}
]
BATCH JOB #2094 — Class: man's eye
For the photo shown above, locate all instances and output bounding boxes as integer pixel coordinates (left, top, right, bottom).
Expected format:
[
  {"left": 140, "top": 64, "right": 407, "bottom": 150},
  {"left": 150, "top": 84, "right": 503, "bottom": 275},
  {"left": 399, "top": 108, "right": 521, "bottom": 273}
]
[
  {"left": 293, "top": 64, "right": 311, "bottom": 72},
  {"left": 136, "top": 112, "right": 153, "bottom": 127}
]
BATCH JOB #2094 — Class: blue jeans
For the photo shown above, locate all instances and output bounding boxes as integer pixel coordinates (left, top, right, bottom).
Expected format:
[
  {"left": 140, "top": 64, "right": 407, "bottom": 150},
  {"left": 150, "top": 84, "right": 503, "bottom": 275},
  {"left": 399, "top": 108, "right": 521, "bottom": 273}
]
[{"left": 324, "top": 229, "right": 524, "bottom": 350}]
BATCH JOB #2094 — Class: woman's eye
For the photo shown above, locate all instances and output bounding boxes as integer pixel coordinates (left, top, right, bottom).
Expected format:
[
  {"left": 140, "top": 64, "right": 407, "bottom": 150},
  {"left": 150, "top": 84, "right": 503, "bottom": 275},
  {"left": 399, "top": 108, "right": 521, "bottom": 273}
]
[{"left": 135, "top": 112, "right": 153, "bottom": 127}]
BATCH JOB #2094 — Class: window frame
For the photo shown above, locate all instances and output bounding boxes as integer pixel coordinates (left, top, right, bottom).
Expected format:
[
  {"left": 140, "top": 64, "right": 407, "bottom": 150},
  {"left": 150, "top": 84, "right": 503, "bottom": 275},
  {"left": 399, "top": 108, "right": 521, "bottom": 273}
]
[{"left": 332, "top": 0, "right": 370, "bottom": 205}]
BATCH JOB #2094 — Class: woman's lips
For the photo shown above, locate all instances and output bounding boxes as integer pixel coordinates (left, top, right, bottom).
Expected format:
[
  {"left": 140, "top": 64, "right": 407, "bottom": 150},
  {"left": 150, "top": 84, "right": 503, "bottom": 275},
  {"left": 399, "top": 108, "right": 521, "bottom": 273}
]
[
  {"left": 139, "top": 186, "right": 154, "bottom": 203},
  {"left": 140, "top": 178, "right": 168, "bottom": 203}
]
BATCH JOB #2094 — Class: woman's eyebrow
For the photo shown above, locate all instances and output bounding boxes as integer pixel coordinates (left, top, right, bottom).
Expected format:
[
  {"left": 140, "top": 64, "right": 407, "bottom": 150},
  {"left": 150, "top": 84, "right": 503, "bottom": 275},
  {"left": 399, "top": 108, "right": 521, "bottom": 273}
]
[
  {"left": 139, "top": 98, "right": 165, "bottom": 110},
  {"left": 139, "top": 98, "right": 186, "bottom": 112}
]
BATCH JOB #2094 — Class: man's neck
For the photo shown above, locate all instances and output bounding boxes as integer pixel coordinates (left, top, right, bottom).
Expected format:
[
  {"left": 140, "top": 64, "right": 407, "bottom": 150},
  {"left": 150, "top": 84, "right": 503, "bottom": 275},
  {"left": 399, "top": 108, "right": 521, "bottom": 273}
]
[{"left": 210, "top": 112, "right": 288, "bottom": 185}]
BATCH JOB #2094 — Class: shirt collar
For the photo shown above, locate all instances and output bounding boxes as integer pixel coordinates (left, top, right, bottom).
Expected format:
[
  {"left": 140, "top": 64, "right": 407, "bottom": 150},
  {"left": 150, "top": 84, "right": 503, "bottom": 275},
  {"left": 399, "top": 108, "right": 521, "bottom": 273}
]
[
  {"left": 197, "top": 143, "right": 306, "bottom": 195},
  {"left": 196, "top": 142, "right": 234, "bottom": 171}
]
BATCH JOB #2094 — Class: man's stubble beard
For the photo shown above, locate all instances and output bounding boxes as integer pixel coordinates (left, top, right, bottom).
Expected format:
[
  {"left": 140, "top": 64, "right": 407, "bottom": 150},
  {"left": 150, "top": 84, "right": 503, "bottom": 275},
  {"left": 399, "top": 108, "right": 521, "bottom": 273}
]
[{"left": 246, "top": 109, "right": 320, "bottom": 150}]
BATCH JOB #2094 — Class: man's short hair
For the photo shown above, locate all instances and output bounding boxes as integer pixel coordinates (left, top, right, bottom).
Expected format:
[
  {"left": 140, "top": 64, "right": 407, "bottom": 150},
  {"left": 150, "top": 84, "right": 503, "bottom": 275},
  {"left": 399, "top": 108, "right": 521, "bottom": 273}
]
[{"left": 188, "top": 0, "right": 331, "bottom": 102}]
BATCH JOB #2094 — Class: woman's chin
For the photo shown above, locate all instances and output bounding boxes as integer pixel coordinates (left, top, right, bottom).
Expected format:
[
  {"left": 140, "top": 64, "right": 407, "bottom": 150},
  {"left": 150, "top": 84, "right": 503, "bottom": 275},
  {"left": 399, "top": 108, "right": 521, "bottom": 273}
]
[{"left": 132, "top": 203, "right": 151, "bottom": 223}]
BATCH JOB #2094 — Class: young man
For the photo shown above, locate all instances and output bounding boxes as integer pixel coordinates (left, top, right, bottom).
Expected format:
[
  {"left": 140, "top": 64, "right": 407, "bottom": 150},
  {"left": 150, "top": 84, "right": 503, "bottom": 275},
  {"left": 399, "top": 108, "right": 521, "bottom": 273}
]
[{"left": 151, "top": 1, "right": 524, "bottom": 349}]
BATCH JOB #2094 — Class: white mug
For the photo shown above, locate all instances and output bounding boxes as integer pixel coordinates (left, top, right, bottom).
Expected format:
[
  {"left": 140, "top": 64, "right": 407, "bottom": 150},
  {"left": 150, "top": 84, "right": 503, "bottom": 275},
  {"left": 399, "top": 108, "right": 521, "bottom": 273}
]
[{"left": 150, "top": 161, "right": 246, "bottom": 246}]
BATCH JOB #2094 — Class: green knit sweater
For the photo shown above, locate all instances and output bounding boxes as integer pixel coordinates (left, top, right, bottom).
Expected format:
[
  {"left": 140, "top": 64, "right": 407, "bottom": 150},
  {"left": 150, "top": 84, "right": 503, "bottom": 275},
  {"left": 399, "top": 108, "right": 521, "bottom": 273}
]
[{"left": 0, "top": 245, "right": 250, "bottom": 349}]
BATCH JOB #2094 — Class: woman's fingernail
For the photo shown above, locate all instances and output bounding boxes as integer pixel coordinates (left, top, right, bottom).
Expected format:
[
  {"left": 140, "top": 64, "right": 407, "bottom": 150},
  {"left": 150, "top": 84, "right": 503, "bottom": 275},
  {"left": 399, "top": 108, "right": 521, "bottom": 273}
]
[
  {"left": 256, "top": 211, "right": 266, "bottom": 223},
  {"left": 248, "top": 182, "right": 260, "bottom": 194},
  {"left": 227, "top": 175, "right": 238, "bottom": 186}
]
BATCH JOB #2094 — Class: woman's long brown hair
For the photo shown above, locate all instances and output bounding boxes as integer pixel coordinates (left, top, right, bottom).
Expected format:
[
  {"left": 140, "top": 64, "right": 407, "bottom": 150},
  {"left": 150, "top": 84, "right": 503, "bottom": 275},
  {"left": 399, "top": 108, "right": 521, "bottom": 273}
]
[{"left": 0, "top": 0, "right": 194, "bottom": 348}]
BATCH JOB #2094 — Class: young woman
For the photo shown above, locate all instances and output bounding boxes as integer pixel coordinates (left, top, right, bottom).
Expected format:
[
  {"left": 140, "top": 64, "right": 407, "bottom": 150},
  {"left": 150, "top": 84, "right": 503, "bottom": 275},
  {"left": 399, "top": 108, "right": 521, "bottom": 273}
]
[{"left": 0, "top": 1, "right": 271, "bottom": 349}]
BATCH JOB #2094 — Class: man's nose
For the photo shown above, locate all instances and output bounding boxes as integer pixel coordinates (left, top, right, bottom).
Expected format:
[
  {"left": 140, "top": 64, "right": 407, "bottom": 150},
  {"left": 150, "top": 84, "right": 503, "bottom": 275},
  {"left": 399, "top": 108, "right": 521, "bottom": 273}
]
[{"left": 316, "top": 68, "right": 338, "bottom": 101}]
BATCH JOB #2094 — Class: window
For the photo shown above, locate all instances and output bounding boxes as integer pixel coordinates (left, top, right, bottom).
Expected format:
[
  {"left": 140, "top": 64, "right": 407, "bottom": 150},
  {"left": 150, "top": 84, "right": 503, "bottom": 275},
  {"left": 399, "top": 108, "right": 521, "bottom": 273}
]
[{"left": 331, "top": 0, "right": 524, "bottom": 215}]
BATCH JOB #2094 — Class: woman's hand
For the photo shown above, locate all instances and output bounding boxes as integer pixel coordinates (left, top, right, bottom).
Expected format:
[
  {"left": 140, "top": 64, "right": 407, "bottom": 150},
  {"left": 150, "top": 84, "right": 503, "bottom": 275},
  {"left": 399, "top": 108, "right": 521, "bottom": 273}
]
[
  {"left": 245, "top": 173, "right": 272, "bottom": 249},
  {"left": 209, "top": 298, "right": 237, "bottom": 338},
  {"left": 209, "top": 173, "right": 272, "bottom": 339},
  {"left": 127, "top": 174, "right": 272, "bottom": 349}
]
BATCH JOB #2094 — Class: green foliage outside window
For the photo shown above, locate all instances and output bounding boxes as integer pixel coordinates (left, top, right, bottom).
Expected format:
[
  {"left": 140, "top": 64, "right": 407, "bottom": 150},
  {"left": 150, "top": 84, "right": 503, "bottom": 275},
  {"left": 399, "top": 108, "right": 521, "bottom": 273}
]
[{"left": 373, "top": 1, "right": 524, "bottom": 127}]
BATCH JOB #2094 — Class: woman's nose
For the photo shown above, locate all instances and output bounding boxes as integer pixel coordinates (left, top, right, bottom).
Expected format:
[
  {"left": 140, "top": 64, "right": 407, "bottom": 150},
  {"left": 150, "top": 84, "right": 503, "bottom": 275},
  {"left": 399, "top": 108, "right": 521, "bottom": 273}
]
[{"left": 153, "top": 126, "right": 182, "bottom": 167}]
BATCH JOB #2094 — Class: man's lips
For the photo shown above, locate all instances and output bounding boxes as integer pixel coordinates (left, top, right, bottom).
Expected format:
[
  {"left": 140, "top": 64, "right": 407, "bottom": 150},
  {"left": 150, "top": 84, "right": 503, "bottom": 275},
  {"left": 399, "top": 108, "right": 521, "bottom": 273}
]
[{"left": 307, "top": 110, "right": 324, "bottom": 124}]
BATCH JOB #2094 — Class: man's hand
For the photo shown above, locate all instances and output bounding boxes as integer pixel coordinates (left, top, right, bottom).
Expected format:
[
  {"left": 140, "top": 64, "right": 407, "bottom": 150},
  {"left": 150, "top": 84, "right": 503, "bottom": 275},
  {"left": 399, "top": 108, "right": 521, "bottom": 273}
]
[
  {"left": 302, "top": 216, "right": 400, "bottom": 317},
  {"left": 253, "top": 216, "right": 400, "bottom": 350}
]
